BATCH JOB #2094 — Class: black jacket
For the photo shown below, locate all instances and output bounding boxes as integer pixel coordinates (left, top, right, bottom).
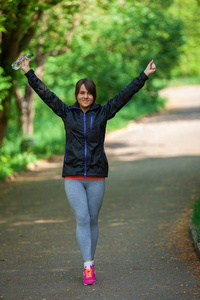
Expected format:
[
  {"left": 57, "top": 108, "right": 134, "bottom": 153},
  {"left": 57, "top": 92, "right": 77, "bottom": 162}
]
[{"left": 25, "top": 69, "right": 148, "bottom": 178}]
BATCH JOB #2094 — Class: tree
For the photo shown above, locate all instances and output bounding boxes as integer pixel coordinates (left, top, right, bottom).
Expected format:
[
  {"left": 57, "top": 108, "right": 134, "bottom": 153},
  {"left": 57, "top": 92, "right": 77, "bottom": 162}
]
[
  {"left": 169, "top": 0, "right": 200, "bottom": 77},
  {"left": 14, "top": 1, "right": 79, "bottom": 138},
  {"left": 45, "top": 0, "right": 183, "bottom": 104},
  {"left": 0, "top": 19, "right": 12, "bottom": 107},
  {"left": 0, "top": 0, "right": 78, "bottom": 147}
]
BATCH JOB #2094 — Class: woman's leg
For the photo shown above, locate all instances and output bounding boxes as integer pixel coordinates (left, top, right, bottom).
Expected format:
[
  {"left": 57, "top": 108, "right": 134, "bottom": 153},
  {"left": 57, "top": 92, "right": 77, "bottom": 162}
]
[
  {"left": 64, "top": 180, "right": 92, "bottom": 261},
  {"left": 85, "top": 180, "right": 105, "bottom": 259}
]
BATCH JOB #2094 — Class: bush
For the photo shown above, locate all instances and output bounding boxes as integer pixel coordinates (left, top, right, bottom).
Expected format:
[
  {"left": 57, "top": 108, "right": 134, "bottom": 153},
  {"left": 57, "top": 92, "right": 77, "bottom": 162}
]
[
  {"left": 0, "top": 152, "right": 37, "bottom": 179},
  {"left": 192, "top": 197, "right": 200, "bottom": 243}
]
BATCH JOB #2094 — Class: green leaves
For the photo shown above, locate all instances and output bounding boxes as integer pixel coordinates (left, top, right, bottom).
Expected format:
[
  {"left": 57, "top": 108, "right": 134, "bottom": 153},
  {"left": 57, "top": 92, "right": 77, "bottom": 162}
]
[
  {"left": 169, "top": 0, "right": 200, "bottom": 76},
  {"left": 44, "top": 0, "right": 183, "bottom": 106},
  {"left": 192, "top": 197, "right": 200, "bottom": 243},
  {"left": 0, "top": 68, "right": 12, "bottom": 107}
]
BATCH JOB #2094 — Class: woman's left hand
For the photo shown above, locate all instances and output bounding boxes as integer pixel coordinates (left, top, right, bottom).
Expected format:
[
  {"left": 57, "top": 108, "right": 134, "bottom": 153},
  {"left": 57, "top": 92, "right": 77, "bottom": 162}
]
[{"left": 144, "top": 60, "right": 156, "bottom": 77}]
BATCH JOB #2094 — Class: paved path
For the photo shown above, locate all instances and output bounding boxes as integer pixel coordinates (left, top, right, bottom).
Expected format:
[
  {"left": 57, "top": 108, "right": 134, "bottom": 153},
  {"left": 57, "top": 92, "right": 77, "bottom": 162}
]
[{"left": 0, "top": 86, "right": 200, "bottom": 299}]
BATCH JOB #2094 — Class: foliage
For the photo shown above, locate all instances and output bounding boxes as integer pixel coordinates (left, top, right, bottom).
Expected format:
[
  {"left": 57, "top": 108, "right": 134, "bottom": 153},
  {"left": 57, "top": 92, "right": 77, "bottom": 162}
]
[
  {"left": 166, "top": 76, "right": 200, "bottom": 88},
  {"left": 0, "top": 0, "right": 80, "bottom": 148},
  {"left": 0, "top": 19, "right": 12, "bottom": 108},
  {"left": 169, "top": 0, "right": 200, "bottom": 77},
  {"left": 28, "top": 1, "right": 79, "bottom": 56},
  {"left": 0, "top": 131, "right": 37, "bottom": 179},
  {"left": 0, "top": 67, "right": 12, "bottom": 107},
  {"left": 192, "top": 197, "right": 200, "bottom": 242},
  {"left": 0, "top": 152, "right": 37, "bottom": 180},
  {"left": 44, "top": 0, "right": 183, "bottom": 105},
  {"left": 33, "top": 98, "right": 65, "bottom": 156}
]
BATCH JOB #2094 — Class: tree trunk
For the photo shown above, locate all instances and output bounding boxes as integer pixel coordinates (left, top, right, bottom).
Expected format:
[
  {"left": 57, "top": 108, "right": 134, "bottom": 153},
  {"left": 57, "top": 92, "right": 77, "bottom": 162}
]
[
  {"left": 16, "top": 84, "right": 35, "bottom": 136},
  {"left": 15, "top": 52, "right": 46, "bottom": 138}
]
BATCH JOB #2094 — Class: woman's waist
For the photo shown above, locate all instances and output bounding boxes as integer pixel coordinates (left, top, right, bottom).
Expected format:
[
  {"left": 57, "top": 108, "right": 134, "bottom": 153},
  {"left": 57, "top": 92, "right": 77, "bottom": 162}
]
[{"left": 65, "top": 175, "right": 105, "bottom": 180}]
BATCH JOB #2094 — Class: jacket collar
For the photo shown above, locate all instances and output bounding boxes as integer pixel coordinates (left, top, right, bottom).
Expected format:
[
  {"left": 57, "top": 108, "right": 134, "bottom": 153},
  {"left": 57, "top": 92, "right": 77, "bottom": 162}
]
[{"left": 69, "top": 102, "right": 100, "bottom": 111}]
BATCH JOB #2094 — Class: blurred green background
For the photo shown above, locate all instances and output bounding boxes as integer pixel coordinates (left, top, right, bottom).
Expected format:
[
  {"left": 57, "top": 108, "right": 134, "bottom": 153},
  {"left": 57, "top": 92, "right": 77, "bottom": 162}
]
[{"left": 0, "top": 0, "right": 200, "bottom": 179}]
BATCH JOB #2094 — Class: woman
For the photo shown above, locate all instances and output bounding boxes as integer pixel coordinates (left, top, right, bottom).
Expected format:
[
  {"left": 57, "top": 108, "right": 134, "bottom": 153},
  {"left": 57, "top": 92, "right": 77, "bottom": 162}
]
[{"left": 20, "top": 57, "right": 156, "bottom": 285}]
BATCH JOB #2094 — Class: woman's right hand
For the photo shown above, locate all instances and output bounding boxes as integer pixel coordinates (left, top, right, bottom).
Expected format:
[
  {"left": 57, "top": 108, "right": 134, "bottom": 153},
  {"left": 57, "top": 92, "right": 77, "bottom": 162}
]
[
  {"left": 144, "top": 60, "right": 156, "bottom": 77},
  {"left": 19, "top": 57, "right": 31, "bottom": 73}
]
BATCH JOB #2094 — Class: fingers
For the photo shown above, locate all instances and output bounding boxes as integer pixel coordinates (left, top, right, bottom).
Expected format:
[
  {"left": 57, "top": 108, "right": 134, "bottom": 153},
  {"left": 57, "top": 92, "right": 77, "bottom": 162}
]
[
  {"left": 148, "top": 60, "right": 153, "bottom": 66},
  {"left": 20, "top": 57, "right": 29, "bottom": 66},
  {"left": 152, "top": 62, "right": 156, "bottom": 69},
  {"left": 149, "top": 60, "right": 156, "bottom": 70},
  {"left": 18, "top": 57, "right": 29, "bottom": 71},
  {"left": 144, "top": 60, "right": 156, "bottom": 76},
  {"left": 149, "top": 60, "right": 154, "bottom": 67}
]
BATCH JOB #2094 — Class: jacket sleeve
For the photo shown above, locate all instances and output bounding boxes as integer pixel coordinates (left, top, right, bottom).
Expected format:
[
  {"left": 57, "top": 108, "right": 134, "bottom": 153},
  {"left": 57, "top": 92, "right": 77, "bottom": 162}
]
[
  {"left": 25, "top": 69, "right": 68, "bottom": 118},
  {"left": 103, "top": 71, "right": 148, "bottom": 120}
]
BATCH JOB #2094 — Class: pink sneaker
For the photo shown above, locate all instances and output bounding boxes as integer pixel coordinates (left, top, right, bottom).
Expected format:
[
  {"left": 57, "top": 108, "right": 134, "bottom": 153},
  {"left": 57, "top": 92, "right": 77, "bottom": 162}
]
[
  {"left": 83, "top": 266, "right": 95, "bottom": 285},
  {"left": 91, "top": 264, "right": 96, "bottom": 281}
]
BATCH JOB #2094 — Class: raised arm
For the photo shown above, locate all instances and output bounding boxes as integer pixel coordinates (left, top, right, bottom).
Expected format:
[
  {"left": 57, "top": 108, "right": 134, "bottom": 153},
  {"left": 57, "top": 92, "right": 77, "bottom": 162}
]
[
  {"left": 19, "top": 57, "right": 68, "bottom": 118},
  {"left": 103, "top": 60, "right": 156, "bottom": 120}
]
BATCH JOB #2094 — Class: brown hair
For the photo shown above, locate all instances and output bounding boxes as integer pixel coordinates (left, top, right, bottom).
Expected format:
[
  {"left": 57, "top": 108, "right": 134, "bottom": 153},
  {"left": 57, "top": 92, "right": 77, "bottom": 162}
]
[{"left": 75, "top": 78, "right": 97, "bottom": 102}]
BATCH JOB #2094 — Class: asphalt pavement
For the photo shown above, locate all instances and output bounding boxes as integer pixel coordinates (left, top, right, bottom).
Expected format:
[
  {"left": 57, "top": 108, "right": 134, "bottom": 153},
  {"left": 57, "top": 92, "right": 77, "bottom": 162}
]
[{"left": 0, "top": 85, "right": 200, "bottom": 299}]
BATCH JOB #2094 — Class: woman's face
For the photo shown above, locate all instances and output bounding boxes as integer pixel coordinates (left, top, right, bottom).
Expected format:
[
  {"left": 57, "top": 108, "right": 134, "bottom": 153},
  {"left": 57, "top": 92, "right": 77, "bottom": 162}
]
[{"left": 76, "top": 84, "right": 94, "bottom": 113}]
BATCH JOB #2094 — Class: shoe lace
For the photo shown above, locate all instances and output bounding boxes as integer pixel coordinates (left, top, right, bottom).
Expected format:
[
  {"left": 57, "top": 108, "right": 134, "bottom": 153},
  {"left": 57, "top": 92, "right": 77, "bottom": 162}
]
[{"left": 84, "top": 268, "right": 93, "bottom": 278}]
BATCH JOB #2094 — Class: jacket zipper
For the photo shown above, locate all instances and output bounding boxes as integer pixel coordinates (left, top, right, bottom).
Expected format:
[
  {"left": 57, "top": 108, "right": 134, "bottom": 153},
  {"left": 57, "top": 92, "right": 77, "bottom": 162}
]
[
  {"left": 90, "top": 115, "right": 93, "bottom": 131},
  {"left": 83, "top": 108, "right": 98, "bottom": 177},
  {"left": 84, "top": 113, "right": 87, "bottom": 177},
  {"left": 68, "top": 106, "right": 99, "bottom": 177}
]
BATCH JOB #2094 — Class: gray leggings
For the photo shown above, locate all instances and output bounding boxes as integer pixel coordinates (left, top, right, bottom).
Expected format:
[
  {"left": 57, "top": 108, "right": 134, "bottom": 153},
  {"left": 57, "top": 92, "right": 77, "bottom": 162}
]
[{"left": 64, "top": 179, "right": 105, "bottom": 261}]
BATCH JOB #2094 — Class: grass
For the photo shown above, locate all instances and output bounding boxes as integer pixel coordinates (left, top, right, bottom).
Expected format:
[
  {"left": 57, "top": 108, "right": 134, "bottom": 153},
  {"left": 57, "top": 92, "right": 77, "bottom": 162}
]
[
  {"left": 107, "top": 97, "right": 165, "bottom": 132},
  {"left": 192, "top": 197, "right": 200, "bottom": 243},
  {"left": 107, "top": 96, "right": 165, "bottom": 132},
  {"left": 166, "top": 76, "right": 200, "bottom": 87}
]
